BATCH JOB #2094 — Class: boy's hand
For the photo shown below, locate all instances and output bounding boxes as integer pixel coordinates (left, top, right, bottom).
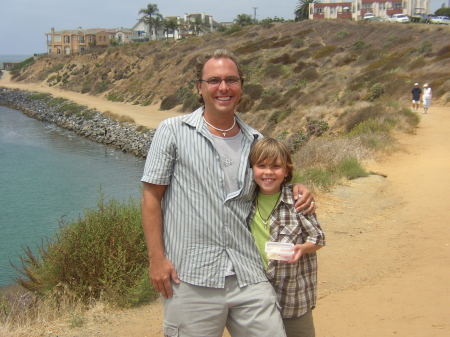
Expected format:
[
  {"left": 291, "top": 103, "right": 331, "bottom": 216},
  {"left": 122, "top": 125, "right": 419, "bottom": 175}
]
[
  {"left": 293, "top": 184, "right": 315, "bottom": 214},
  {"left": 286, "top": 244, "right": 305, "bottom": 263}
]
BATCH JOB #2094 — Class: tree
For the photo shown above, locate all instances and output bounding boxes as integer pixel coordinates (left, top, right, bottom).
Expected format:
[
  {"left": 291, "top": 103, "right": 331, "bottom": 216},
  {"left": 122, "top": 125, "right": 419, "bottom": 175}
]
[
  {"left": 163, "top": 18, "right": 179, "bottom": 39},
  {"left": 139, "top": 3, "right": 163, "bottom": 40},
  {"left": 295, "top": 0, "right": 316, "bottom": 21},
  {"left": 435, "top": 7, "right": 450, "bottom": 16},
  {"left": 234, "top": 14, "right": 254, "bottom": 26}
]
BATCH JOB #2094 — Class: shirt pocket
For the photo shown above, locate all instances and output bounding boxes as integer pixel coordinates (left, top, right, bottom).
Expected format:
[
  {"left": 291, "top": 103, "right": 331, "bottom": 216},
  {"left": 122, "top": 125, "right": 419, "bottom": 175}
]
[{"left": 278, "top": 225, "right": 301, "bottom": 244}]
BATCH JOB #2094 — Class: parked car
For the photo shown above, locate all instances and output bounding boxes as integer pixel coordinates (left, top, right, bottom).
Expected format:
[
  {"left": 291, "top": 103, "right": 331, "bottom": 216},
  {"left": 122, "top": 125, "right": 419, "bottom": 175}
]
[
  {"left": 388, "top": 14, "right": 410, "bottom": 23},
  {"left": 363, "top": 13, "right": 375, "bottom": 20},
  {"left": 410, "top": 14, "right": 431, "bottom": 23},
  {"left": 430, "top": 16, "right": 450, "bottom": 25}
]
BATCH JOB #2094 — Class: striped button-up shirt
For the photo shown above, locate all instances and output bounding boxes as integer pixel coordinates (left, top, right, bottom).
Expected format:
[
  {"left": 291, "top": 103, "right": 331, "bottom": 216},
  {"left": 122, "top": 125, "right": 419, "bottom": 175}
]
[
  {"left": 141, "top": 107, "right": 267, "bottom": 288},
  {"left": 248, "top": 184, "right": 326, "bottom": 318}
]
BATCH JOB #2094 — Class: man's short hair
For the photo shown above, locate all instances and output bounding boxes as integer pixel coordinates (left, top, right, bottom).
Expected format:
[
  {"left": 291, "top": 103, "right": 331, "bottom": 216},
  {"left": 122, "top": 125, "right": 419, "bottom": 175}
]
[
  {"left": 195, "top": 49, "right": 244, "bottom": 105},
  {"left": 195, "top": 49, "right": 244, "bottom": 82},
  {"left": 249, "top": 137, "right": 294, "bottom": 183}
]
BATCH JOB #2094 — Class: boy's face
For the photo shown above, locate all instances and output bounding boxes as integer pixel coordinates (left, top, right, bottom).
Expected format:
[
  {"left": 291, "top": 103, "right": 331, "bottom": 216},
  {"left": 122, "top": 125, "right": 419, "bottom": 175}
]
[{"left": 253, "top": 158, "right": 287, "bottom": 195}]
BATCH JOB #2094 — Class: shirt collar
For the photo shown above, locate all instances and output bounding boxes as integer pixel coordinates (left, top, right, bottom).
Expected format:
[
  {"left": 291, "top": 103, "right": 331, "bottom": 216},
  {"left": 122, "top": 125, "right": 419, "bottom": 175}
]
[{"left": 279, "top": 184, "right": 295, "bottom": 206}]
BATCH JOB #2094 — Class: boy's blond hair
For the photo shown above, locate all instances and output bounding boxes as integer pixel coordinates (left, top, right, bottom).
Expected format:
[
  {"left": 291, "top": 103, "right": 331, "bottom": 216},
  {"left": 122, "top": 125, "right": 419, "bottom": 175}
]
[{"left": 249, "top": 138, "right": 294, "bottom": 183}]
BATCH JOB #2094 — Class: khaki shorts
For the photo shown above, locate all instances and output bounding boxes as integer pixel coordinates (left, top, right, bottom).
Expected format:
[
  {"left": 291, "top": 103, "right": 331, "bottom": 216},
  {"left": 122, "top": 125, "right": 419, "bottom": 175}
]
[{"left": 163, "top": 276, "right": 286, "bottom": 337}]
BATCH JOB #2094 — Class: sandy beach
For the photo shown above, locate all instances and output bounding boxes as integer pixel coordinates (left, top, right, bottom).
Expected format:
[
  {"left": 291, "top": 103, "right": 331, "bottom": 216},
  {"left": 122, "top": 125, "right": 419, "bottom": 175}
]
[{"left": 1, "top": 74, "right": 449, "bottom": 337}]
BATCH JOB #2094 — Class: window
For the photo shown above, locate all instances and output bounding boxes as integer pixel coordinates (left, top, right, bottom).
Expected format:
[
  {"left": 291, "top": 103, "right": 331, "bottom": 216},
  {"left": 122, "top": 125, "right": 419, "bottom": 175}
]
[
  {"left": 54, "top": 35, "right": 61, "bottom": 42},
  {"left": 315, "top": 8, "right": 323, "bottom": 14},
  {"left": 393, "top": 2, "right": 402, "bottom": 9},
  {"left": 64, "top": 36, "right": 70, "bottom": 43},
  {"left": 88, "top": 36, "right": 95, "bottom": 43},
  {"left": 79, "top": 36, "right": 85, "bottom": 43}
]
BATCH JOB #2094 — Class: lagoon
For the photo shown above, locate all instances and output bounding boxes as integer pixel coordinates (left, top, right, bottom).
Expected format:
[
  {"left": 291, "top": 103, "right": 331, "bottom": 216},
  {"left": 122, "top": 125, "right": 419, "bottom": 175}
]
[{"left": 0, "top": 105, "right": 145, "bottom": 286}]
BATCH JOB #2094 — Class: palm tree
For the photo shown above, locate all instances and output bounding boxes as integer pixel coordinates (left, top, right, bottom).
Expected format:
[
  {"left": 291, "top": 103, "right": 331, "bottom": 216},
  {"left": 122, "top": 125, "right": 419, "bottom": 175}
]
[
  {"left": 234, "top": 14, "right": 254, "bottom": 26},
  {"left": 139, "top": 3, "right": 163, "bottom": 40},
  {"left": 295, "top": 0, "right": 315, "bottom": 21},
  {"left": 163, "top": 18, "right": 179, "bottom": 39}
]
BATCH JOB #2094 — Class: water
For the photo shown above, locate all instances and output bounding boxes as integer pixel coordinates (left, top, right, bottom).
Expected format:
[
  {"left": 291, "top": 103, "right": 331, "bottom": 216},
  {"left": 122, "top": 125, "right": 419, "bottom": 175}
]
[{"left": 0, "top": 106, "right": 146, "bottom": 287}]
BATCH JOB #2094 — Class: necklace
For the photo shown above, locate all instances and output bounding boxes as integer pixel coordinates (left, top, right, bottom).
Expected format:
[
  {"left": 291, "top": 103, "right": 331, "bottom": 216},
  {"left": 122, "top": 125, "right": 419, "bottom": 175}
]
[
  {"left": 203, "top": 117, "right": 236, "bottom": 137},
  {"left": 256, "top": 193, "right": 281, "bottom": 228}
]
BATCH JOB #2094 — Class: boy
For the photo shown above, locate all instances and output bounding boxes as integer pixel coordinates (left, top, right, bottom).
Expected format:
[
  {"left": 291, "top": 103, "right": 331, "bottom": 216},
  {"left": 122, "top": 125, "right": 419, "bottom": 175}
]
[{"left": 248, "top": 138, "right": 326, "bottom": 337}]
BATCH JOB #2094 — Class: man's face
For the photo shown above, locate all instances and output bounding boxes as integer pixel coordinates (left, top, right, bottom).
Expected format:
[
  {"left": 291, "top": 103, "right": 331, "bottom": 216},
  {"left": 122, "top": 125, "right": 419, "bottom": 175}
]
[{"left": 197, "top": 57, "right": 242, "bottom": 116}]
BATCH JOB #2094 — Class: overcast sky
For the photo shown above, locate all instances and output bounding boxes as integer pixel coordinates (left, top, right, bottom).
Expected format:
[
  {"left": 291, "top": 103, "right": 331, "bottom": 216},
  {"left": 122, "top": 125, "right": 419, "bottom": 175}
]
[{"left": 0, "top": 0, "right": 446, "bottom": 55}]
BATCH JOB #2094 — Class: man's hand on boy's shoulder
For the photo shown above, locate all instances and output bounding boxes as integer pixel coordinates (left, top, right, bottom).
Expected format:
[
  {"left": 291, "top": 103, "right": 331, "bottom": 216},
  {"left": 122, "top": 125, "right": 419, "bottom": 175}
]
[{"left": 292, "top": 184, "right": 316, "bottom": 215}]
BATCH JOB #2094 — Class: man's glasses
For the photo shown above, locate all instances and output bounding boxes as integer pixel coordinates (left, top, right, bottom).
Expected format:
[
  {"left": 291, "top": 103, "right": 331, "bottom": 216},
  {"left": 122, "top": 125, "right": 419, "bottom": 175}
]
[{"left": 199, "top": 76, "right": 242, "bottom": 87}]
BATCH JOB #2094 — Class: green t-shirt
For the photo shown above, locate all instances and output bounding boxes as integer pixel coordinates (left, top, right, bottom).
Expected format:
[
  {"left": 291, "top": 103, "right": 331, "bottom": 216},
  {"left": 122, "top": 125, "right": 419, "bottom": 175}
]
[{"left": 250, "top": 191, "right": 281, "bottom": 269}]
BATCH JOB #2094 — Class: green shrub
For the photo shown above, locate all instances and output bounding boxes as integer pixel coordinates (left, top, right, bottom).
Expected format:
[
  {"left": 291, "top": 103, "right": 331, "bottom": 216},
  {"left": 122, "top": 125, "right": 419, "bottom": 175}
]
[
  {"left": 418, "top": 41, "right": 432, "bottom": 54},
  {"left": 237, "top": 94, "right": 254, "bottom": 113},
  {"left": 336, "top": 30, "right": 350, "bottom": 39},
  {"left": 16, "top": 197, "right": 154, "bottom": 307},
  {"left": 313, "top": 46, "right": 337, "bottom": 59},
  {"left": 257, "top": 89, "right": 283, "bottom": 110},
  {"left": 300, "top": 67, "right": 319, "bottom": 81},
  {"left": 295, "top": 168, "right": 336, "bottom": 191},
  {"left": 264, "top": 64, "right": 284, "bottom": 78},
  {"left": 352, "top": 40, "right": 366, "bottom": 50},
  {"left": 10, "top": 57, "right": 35, "bottom": 78},
  {"left": 181, "top": 93, "right": 200, "bottom": 112},
  {"left": 92, "top": 80, "right": 112, "bottom": 94},
  {"left": 287, "top": 131, "right": 308, "bottom": 151},
  {"left": 269, "top": 53, "right": 295, "bottom": 65},
  {"left": 245, "top": 83, "right": 264, "bottom": 100},
  {"left": 366, "top": 83, "right": 385, "bottom": 101},
  {"left": 306, "top": 119, "right": 329, "bottom": 137},
  {"left": 269, "top": 108, "right": 293, "bottom": 124},
  {"left": 29, "top": 92, "right": 52, "bottom": 101},
  {"left": 291, "top": 38, "right": 304, "bottom": 48},
  {"left": 106, "top": 92, "right": 125, "bottom": 102},
  {"left": 334, "top": 157, "right": 368, "bottom": 180},
  {"left": 48, "top": 97, "right": 68, "bottom": 107}
]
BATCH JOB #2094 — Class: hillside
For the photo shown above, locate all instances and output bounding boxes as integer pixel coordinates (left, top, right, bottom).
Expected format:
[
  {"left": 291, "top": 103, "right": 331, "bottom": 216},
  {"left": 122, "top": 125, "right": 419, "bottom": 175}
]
[{"left": 11, "top": 20, "right": 450, "bottom": 140}]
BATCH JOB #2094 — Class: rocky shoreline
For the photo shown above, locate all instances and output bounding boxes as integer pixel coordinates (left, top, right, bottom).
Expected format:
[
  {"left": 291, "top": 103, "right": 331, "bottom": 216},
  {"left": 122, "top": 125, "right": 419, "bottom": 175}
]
[{"left": 0, "top": 87, "right": 154, "bottom": 158}]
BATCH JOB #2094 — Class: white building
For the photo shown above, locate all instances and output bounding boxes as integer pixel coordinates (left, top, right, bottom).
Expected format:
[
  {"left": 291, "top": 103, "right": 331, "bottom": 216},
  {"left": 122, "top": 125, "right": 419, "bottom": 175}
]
[{"left": 309, "top": 0, "right": 430, "bottom": 20}]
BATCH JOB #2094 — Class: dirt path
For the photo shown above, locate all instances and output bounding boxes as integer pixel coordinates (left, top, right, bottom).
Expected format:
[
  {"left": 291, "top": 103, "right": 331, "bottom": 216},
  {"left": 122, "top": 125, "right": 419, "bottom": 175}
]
[
  {"left": 0, "top": 71, "right": 182, "bottom": 128},
  {"left": 1, "top": 75, "right": 449, "bottom": 336}
]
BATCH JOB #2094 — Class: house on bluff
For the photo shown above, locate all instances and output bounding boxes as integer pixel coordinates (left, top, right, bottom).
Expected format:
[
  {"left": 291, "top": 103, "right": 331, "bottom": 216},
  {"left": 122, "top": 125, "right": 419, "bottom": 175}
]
[{"left": 309, "top": 0, "right": 430, "bottom": 20}]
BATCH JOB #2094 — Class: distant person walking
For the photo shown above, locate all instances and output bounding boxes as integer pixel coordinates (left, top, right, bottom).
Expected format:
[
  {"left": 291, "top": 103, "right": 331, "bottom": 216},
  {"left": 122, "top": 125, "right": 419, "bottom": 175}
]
[
  {"left": 422, "top": 83, "right": 432, "bottom": 114},
  {"left": 411, "top": 82, "right": 421, "bottom": 112}
]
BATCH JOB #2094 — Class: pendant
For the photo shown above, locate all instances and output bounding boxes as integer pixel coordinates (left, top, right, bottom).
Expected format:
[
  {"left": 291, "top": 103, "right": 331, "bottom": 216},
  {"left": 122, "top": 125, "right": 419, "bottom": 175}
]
[{"left": 222, "top": 132, "right": 226, "bottom": 137}]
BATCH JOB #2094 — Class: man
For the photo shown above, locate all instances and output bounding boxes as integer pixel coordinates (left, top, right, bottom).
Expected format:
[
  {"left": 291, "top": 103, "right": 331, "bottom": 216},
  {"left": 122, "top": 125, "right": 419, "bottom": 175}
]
[
  {"left": 411, "top": 82, "right": 421, "bottom": 112},
  {"left": 141, "top": 49, "right": 314, "bottom": 337}
]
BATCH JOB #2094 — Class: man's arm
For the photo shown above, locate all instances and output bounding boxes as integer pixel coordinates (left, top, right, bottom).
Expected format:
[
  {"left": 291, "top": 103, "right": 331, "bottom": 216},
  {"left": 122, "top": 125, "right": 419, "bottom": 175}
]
[{"left": 141, "top": 182, "right": 179, "bottom": 298}]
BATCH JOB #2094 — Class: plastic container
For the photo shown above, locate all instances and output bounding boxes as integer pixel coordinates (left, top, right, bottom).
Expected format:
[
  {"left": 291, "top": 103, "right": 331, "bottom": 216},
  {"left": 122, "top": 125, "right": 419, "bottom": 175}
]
[{"left": 265, "top": 242, "right": 294, "bottom": 261}]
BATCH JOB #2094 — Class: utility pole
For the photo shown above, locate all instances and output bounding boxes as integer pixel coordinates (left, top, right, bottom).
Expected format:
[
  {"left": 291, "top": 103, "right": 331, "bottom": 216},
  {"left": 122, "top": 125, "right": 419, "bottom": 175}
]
[{"left": 253, "top": 7, "right": 258, "bottom": 22}]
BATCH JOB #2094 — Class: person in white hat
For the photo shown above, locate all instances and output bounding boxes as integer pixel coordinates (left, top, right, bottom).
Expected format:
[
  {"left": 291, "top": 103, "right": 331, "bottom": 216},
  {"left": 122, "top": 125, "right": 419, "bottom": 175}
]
[
  {"left": 422, "top": 83, "right": 432, "bottom": 114},
  {"left": 411, "top": 82, "right": 421, "bottom": 111}
]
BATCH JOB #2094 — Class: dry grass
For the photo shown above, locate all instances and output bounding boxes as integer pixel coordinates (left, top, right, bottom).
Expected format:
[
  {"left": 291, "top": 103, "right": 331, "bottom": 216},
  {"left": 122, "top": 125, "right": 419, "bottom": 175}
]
[
  {"left": 295, "top": 137, "right": 370, "bottom": 171},
  {"left": 0, "top": 286, "right": 100, "bottom": 337},
  {"left": 102, "top": 110, "right": 135, "bottom": 124}
]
